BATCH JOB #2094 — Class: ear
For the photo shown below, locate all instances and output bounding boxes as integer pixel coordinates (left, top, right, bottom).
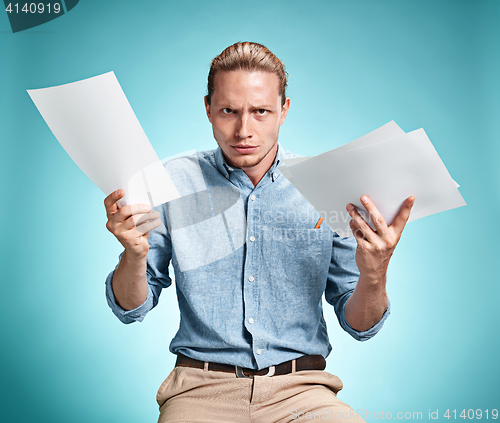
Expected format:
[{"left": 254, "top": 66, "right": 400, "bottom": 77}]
[
  {"left": 279, "top": 97, "right": 291, "bottom": 126},
  {"left": 204, "top": 96, "right": 212, "bottom": 123}
]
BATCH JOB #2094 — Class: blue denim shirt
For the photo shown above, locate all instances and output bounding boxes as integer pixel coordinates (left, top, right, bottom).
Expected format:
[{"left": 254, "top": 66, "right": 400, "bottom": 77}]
[{"left": 105, "top": 145, "right": 390, "bottom": 370}]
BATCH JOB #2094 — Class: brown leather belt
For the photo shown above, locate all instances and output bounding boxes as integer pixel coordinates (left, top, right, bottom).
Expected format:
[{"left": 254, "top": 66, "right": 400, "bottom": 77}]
[{"left": 175, "top": 353, "right": 326, "bottom": 378}]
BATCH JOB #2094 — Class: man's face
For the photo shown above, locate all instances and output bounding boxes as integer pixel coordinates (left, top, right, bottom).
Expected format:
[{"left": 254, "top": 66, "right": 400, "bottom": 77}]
[{"left": 205, "top": 70, "right": 290, "bottom": 173}]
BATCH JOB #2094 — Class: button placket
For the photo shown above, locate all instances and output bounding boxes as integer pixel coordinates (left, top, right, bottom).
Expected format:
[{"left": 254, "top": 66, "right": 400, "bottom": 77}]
[{"left": 243, "top": 190, "right": 258, "bottom": 339}]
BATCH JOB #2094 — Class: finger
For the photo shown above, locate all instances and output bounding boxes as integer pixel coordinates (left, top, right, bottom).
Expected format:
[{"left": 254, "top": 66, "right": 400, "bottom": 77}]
[
  {"left": 359, "top": 195, "right": 389, "bottom": 236},
  {"left": 104, "top": 189, "right": 124, "bottom": 216},
  {"left": 346, "top": 203, "right": 377, "bottom": 243},
  {"left": 349, "top": 219, "right": 367, "bottom": 243},
  {"left": 114, "top": 210, "right": 158, "bottom": 234},
  {"left": 132, "top": 210, "right": 161, "bottom": 227},
  {"left": 108, "top": 212, "right": 161, "bottom": 241},
  {"left": 115, "top": 203, "right": 152, "bottom": 223},
  {"left": 390, "top": 196, "right": 415, "bottom": 234},
  {"left": 135, "top": 216, "right": 162, "bottom": 235}
]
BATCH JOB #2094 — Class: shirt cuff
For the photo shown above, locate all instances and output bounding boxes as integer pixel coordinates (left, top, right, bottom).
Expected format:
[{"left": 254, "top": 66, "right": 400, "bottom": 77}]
[
  {"left": 339, "top": 299, "right": 391, "bottom": 341},
  {"left": 105, "top": 269, "right": 154, "bottom": 324}
]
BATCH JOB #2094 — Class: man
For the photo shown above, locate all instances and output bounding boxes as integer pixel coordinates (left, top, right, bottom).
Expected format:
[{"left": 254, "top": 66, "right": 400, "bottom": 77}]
[{"left": 104, "top": 42, "right": 414, "bottom": 422}]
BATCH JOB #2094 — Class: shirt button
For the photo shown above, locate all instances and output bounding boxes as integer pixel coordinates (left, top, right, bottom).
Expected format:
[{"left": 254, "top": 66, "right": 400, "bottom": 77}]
[
  {"left": 248, "top": 318, "right": 254, "bottom": 324},
  {"left": 249, "top": 236, "right": 255, "bottom": 242},
  {"left": 273, "top": 173, "right": 278, "bottom": 178},
  {"left": 256, "top": 349, "right": 262, "bottom": 355},
  {"left": 250, "top": 194, "right": 256, "bottom": 201},
  {"left": 248, "top": 276, "right": 254, "bottom": 282}
]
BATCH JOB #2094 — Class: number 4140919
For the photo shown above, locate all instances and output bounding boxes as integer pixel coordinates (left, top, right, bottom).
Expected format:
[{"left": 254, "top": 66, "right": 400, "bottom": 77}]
[
  {"left": 444, "top": 409, "right": 498, "bottom": 419},
  {"left": 5, "top": 3, "right": 62, "bottom": 14}
]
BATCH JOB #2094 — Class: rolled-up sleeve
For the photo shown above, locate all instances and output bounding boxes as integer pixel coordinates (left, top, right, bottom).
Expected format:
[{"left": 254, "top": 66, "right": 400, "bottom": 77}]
[
  {"left": 104, "top": 204, "right": 173, "bottom": 324},
  {"left": 325, "top": 234, "right": 390, "bottom": 341}
]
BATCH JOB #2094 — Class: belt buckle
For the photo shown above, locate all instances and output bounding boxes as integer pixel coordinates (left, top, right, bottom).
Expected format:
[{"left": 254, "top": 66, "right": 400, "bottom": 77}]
[{"left": 235, "top": 365, "right": 275, "bottom": 378}]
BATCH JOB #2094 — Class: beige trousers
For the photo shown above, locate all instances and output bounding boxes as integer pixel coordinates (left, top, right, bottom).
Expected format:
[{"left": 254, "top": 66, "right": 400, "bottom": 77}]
[{"left": 156, "top": 365, "right": 366, "bottom": 423}]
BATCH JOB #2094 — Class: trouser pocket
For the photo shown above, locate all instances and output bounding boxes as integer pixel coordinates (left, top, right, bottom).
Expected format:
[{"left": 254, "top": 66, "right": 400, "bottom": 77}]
[{"left": 156, "top": 368, "right": 177, "bottom": 407}]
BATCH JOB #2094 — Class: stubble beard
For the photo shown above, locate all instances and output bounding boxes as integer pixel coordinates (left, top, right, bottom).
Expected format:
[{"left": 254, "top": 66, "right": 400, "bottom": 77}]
[{"left": 223, "top": 139, "right": 278, "bottom": 170}]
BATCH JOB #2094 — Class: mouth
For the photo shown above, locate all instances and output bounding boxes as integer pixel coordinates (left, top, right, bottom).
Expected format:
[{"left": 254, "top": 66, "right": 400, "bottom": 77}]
[{"left": 232, "top": 145, "right": 258, "bottom": 154}]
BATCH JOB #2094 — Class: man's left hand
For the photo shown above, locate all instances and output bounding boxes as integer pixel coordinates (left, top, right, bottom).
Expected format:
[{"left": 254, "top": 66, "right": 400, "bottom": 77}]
[{"left": 347, "top": 195, "right": 415, "bottom": 281}]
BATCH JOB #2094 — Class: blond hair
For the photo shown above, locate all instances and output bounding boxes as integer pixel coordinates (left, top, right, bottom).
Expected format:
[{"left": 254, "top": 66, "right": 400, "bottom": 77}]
[{"left": 207, "top": 41, "right": 288, "bottom": 106}]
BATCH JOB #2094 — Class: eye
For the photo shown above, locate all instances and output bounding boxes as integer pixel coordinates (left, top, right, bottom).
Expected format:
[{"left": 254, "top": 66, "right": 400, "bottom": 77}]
[
  {"left": 256, "top": 109, "right": 267, "bottom": 115},
  {"left": 222, "top": 108, "right": 233, "bottom": 114}
]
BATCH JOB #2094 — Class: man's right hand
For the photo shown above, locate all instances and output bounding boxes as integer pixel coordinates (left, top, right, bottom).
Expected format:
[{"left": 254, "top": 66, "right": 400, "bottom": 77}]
[{"left": 104, "top": 189, "right": 161, "bottom": 258}]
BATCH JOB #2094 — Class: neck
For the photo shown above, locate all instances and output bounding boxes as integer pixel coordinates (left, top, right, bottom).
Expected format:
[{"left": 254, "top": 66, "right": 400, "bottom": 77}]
[{"left": 241, "top": 144, "right": 278, "bottom": 186}]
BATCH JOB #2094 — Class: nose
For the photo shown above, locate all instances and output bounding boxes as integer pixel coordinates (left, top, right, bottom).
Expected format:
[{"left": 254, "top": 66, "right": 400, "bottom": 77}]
[{"left": 235, "top": 113, "right": 252, "bottom": 139}]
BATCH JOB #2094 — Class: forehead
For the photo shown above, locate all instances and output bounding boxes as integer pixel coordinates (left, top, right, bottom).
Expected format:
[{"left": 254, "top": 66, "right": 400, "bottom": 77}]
[{"left": 211, "top": 70, "right": 281, "bottom": 105}]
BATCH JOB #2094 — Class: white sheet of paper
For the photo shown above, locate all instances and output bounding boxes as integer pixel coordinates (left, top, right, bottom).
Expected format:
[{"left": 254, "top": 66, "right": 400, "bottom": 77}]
[
  {"left": 280, "top": 120, "right": 408, "bottom": 191},
  {"left": 280, "top": 121, "right": 405, "bottom": 179},
  {"left": 27, "top": 71, "right": 180, "bottom": 208},
  {"left": 280, "top": 124, "right": 466, "bottom": 237}
]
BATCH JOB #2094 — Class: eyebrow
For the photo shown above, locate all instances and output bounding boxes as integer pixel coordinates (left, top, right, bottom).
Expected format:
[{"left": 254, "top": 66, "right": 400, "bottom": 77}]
[{"left": 221, "top": 104, "right": 276, "bottom": 109}]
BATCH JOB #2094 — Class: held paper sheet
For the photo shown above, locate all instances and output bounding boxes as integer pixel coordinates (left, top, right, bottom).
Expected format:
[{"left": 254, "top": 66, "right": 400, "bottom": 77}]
[
  {"left": 27, "top": 71, "right": 180, "bottom": 208},
  {"left": 280, "top": 122, "right": 466, "bottom": 237}
]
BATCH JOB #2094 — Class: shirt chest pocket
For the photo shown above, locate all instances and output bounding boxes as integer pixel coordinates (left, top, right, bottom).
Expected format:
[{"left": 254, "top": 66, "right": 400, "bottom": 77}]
[{"left": 261, "top": 226, "right": 332, "bottom": 285}]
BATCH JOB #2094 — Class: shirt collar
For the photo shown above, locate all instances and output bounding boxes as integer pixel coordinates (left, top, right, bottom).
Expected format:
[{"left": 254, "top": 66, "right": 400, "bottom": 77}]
[
  {"left": 214, "top": 146, "right": 230, "bottom": 179},
  {"left": 270, "top": 143, "right": 284, "bottom": 182},
  {"left": 215, "top": 143, "right": 284, "bottom": 183}
]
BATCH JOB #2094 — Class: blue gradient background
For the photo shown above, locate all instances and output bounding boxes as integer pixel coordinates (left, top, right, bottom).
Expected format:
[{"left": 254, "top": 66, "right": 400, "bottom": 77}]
[{"left": 1, "top": 1, "right": 499, "bottom": 422}]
